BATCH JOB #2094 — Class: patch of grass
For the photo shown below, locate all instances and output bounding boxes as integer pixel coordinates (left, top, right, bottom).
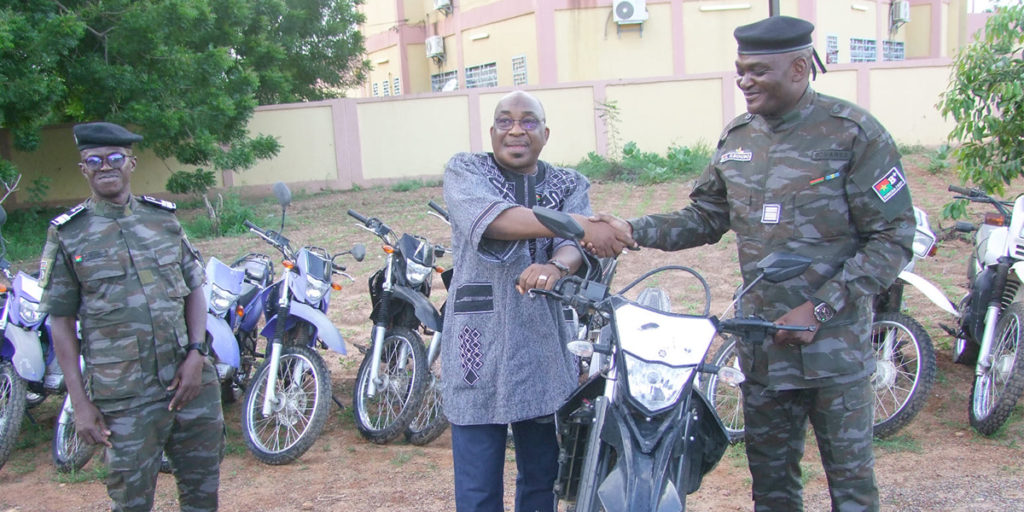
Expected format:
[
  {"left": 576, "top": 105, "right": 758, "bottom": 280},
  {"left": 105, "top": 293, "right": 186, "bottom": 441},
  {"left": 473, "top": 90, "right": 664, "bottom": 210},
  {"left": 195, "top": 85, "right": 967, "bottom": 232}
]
[
  {"left": 1, "top": 206, "right": 65, "bottom": 263},
  {"left": 390, "top": 179, "right": 442, "bottom": 193},
  {"left": 725, "top": 442, "right": 747, "bottom": 469},
  {"left": 54, "top": 462, "right": 109, "bottom": 484},
  {"left": 575, "top": 141, "right": 711, "bottom": 185},
  {"left": 181, "top": 192, "right": 258, "bottom": 239},
  {"left": 390, "top": 451, "right": 414, "bottom": 466},
  {"left": 926, "top": 144, "right": 953, "bottom": 175},
  {"left": 799, "top": 462, "right": 821, "bottom": 485},
  {"left": 898, "top": 143, "right": 929, "bottom": 155},
  {"left": 15, "top": 415, "right": 53, "bottom": 450},
  {"left": 874, "top": 434, "right": 923, "bottom": 453}
]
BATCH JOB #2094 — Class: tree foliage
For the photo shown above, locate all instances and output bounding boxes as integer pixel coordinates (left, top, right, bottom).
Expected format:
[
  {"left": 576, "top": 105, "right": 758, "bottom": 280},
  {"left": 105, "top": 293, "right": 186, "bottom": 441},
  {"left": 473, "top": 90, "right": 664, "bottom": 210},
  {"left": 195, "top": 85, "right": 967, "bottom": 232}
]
[
  {"left": 0, "top": 0, "right": 368, "bottom": 198},
  {"left": 939, "top": 4, "right": 1024, "bottom": 197}
]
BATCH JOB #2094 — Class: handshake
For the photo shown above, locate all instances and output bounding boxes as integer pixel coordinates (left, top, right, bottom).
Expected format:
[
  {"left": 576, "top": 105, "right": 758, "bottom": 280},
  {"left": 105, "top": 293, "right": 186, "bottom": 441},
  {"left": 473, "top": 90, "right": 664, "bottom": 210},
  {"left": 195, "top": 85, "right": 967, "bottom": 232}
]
[{"left": 574, "top": 213, "right": 638, "bottom": 259}]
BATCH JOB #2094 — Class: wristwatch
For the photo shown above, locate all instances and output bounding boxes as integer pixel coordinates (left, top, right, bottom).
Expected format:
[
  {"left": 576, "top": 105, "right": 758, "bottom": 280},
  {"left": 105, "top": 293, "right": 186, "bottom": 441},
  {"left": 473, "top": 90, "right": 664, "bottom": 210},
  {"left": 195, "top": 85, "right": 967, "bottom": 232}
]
[
  {"left": 812, "top": 299, "right": 836, "bottom": 324},
  {"left": 184, "top": 341, "right": 210, "bottom": 357}
]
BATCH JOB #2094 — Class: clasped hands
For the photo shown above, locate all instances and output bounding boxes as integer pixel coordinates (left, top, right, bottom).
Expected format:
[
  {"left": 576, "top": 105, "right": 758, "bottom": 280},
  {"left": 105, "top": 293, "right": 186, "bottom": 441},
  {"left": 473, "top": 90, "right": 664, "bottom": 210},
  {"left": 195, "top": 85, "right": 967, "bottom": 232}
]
[{"left": 575, "top": 213, "right": 637, "bottom": 258}]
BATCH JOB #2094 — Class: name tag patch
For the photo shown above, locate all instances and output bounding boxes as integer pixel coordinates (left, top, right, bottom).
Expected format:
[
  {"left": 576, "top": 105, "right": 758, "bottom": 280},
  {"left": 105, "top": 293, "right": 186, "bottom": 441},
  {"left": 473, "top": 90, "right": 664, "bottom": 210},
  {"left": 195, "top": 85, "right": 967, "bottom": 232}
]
[
  {"left": 720, "top": 147, "right": 753, "bottom": 163},
  {"left": 761, "top": 204, "right": 781, "bottom": 224},
  {"left": 873, "top": 167, "right": 907, "bottom": 203}
]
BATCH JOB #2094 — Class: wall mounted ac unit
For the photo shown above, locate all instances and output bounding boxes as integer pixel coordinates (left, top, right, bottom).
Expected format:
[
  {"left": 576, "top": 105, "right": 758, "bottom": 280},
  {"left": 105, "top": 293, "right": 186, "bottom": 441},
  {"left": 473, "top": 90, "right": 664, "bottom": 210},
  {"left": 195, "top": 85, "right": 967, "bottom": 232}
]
[
  {"left": 434, "top": 0, "right": 452, "bottom": 13},
  {"left": 613, "top": 0, "right": 648, "bottom": 24},
  {"left": 892, "top": 0, "right": 910, "bottom": 23},
  {"left": 425, "top": 36, "right": 444, "bottom": 59}
]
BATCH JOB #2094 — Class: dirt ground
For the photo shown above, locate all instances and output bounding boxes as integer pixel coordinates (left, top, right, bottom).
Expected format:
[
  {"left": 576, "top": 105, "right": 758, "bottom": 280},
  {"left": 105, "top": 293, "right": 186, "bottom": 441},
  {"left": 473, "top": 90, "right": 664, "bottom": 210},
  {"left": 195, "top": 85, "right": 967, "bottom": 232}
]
[{"left": 1, "top": 157, "right": 1023, "bottom": 511}]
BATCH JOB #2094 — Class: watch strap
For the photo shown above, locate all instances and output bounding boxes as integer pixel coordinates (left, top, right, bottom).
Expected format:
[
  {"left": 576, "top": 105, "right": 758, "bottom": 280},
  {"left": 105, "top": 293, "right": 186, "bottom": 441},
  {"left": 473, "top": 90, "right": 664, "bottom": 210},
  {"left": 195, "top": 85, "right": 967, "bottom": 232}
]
[{"left": 185, "top": 342, "right": 209, "bottom": 356}]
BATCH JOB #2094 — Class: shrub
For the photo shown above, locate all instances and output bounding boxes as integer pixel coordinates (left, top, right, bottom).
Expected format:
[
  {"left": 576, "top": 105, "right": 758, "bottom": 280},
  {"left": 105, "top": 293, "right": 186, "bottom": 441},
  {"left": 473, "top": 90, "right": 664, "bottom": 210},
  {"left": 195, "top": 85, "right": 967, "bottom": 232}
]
[{"left": 574, "top": 141, "right": 711, "bottom": 185}]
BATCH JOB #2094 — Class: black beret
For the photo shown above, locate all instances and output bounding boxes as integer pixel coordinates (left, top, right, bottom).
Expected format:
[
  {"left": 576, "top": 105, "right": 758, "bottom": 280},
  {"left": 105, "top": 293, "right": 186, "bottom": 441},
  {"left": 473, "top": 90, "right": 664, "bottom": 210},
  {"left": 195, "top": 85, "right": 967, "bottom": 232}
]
[
  {"left": 73, "top": 122, "right": 143, "bottom": 151},
  {"left": 734, "top": 16, "right": 815, "bottom": 55}
]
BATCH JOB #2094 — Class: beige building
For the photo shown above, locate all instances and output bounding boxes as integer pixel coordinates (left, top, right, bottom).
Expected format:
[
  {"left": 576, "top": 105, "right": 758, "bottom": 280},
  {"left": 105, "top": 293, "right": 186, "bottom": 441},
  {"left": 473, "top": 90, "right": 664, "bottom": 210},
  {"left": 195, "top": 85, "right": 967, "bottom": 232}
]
[{"left": 355, "top": 0, "right": 976, "bottom": 97}]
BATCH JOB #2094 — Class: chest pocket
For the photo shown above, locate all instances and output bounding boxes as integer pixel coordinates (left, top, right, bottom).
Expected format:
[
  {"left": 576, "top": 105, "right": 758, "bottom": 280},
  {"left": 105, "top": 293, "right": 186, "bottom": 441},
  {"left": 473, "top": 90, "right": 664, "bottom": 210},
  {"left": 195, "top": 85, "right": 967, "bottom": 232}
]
[
  {"left": 792, "top": 173, "right": 850, "bottom": 240},
  {"left": 77, "top": 257, "right": 128, "bottom": 318},
  {"left": 155, "top": 247, "right": 190, "bottom": 298}
]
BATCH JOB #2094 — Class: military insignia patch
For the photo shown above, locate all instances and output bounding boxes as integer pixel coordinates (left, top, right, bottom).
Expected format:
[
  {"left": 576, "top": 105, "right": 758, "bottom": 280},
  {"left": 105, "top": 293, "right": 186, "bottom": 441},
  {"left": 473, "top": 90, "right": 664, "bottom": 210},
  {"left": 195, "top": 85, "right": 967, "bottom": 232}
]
[
  {"left": 872, "top": 167, "right": 907, "bottom": 203},
  {"left": 720, "top": 147, "right": 753, "bottom": 163},
  {"left": 140, "top": 195, "right": 177, "bottom": 211},
  {"left": 50, "top": 203, "right": 86, "bottom": 227},
  {"left": 38, "top": 259, "right": 50, "bottom": 287}
]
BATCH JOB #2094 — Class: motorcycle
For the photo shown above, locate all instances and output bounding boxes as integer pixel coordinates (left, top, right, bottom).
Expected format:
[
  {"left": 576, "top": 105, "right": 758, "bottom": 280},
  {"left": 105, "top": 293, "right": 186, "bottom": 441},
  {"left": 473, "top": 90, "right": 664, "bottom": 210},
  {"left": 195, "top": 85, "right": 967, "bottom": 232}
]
[
  {"left": 529, "top": 206, "right": 813, "bottom": 512},
  {"left": 0, "top": 205, "right": 62, "bottom": 471},
  {"left": 240, "top": 182, "right": 365, "bottom": 464},
  {"left": 944, "top": 185, "right": 1024, "bottom": 435},
  {"left": 705, "top": 205, "right": 954, "bottom": 442},
  {"left": 347, "top": 205, "right": 448, "bottom": 444}
]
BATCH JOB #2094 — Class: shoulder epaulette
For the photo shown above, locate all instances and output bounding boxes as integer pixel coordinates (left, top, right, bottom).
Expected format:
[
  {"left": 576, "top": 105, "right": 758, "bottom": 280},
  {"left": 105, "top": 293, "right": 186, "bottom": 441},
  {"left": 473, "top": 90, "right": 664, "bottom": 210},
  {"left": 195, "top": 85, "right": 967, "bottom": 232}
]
[
  {"left": 50, "top": 203, "right": 87, "bottom": 228},
  {"left": 139, "top": 195, "right": 177, "bottom": 212},
  {"left": 718, "top": 113, "right": 755, "bottom": 148}
]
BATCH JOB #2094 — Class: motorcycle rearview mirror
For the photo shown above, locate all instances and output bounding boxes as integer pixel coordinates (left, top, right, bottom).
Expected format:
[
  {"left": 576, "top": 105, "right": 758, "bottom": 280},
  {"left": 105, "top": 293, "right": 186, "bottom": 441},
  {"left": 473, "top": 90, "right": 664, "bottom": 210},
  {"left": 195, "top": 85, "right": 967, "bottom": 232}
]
[
  {"left": 349, "top": 243, "right": 366, "bottom": 262},
  {"left": 757, "top": 252, "right": 813, "bottom": 283},
  {"left": 532, "top": 206, "right": 585, "bottom": 240},
  {"left": 272, "top": 182, "right": 291, "bottom": 232}
]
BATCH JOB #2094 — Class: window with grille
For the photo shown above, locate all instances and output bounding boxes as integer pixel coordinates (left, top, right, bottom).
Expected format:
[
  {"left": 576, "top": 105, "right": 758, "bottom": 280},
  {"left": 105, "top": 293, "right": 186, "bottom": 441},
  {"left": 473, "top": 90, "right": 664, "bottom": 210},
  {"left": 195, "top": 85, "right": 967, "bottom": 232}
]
[
  {"left": 850, "top": 38, "right": 877, "bottom": 63},
  {"left": 382, "top": 80, "right": 391, "bottom": 97},
  {"left": 826, "top": 35, "right": 839, "bottom": 64},
  {"left": 882, "top": 40, "right": 905, "bottom": 61},
  {"left": 465, "top": 62, "right": 498, "bottom": 89},
  {"left": 393, "top": 77, "right": 401, "bottom": 95},
  {"left": 372, "top": 82, "right": 379, "bottom": 97},
  {"left": 512, "top": 55, "right": 528, "bottom": 86},
  {"left": 431, "top": 70, "right": 458, "bottom": 92}
]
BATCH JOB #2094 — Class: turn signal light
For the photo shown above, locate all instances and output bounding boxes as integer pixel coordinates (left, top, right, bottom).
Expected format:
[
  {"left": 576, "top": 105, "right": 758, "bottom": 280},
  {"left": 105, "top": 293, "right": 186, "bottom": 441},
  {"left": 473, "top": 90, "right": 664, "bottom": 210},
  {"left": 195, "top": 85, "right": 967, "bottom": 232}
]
[
  {"left": 434, "top": 265, "right": 445, "bottom": 273},
  {"left": 282, "top": 260, "right": 295, "bottom": 270},
  {"left": 331, "top": 283, "right": 343, "bottom": 291},
  {"left": 984, "top": 213, "right": 1006, "bottom": 227},
  {"left": 236, "top": 305, "right": 244, "bottom": 317},
  {"left": 382, "top": 245, "right": 395, "bottom": 254}
]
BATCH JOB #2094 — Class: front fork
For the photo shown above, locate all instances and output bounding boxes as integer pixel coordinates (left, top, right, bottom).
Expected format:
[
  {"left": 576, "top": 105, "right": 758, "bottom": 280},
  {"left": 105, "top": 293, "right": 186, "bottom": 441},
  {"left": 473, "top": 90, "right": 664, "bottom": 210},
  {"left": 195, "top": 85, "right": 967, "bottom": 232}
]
[
  {"left": 976, "top": 259, "right": 1011, "bottom": 377},
  {"left": 262, "top": 271, "right": 292, "bottom": 417},
  {"left": 367, "top": 255, "right": 395, "bottom": 397}
]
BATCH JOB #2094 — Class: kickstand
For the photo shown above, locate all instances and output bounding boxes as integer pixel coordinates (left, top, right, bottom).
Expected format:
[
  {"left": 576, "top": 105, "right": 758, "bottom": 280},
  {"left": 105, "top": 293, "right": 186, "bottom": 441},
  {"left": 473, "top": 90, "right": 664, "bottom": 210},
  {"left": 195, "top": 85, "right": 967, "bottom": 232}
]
[{"left": 331, "top": 395, "right": 346, "bottom": 410}]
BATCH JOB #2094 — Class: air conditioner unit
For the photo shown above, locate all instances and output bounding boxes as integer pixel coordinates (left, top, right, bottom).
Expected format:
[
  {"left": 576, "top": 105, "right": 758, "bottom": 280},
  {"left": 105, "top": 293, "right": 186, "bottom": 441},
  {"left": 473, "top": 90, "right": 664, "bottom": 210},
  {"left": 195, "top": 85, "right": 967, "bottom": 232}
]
[
  {"left": 613, "top": 0, "right": 649, "bottom": 25},
  {"left": 425, "top": 36, "right": 444, "bottom": 59},
  {"left": 892, "top": 0, "right": 910, "bottom": 24},
  {"left": 434, "top": 0, "right": 452, "bottom": 12}
]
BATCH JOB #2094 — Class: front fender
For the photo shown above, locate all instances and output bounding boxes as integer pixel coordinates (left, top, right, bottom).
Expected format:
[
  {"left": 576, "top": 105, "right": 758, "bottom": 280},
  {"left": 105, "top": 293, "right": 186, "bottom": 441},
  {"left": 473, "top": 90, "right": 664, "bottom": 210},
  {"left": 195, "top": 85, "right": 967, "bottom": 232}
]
[
  {"left": 392, "top": 284, "right": 441, "bottom": 331},
  {"left": 897, "top": 270, "right": 959, "bottom": 317},
  {"left": 4, "top": 324, "right": 44, "bottom": 381},
  {"left": 207, "top": 313, "right": 239, "bottom": 368},
  {"left": 261, "top": 302, "right": 346, "bottom": 355}
]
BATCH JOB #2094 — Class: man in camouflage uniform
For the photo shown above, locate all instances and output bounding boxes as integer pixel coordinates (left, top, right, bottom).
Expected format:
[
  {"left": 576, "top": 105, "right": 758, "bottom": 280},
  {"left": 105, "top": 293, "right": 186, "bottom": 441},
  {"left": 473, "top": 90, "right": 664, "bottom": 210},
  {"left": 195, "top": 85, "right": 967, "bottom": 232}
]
[
  {"left": 593, "top": 16, "right": 914, "bottom": 512},
  {"left": 39, "top": 122, "right": 223, "bottom": 512}
]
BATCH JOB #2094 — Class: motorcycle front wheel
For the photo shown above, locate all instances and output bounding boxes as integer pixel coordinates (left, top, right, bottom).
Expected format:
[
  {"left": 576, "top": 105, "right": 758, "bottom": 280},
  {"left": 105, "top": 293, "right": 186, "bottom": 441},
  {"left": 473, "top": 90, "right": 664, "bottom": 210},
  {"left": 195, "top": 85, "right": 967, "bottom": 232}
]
[
  {"left": 870, "top": 312, "right": 936, "bottom": 439},
  {"left": 242, "top": 344, "right": 332, "bottom": 465},
  {"left": 353, "top": 327, "right": 427, "bottom": 444},
  {"left": 52, "top": 394, "right": 98, "bottom": 473},
  {"left": 703, "top": 335, "right": 745, "bottom": 444},
  {"left": 404, "top": 350, "right": 448, "bottom": 445},
  {"left": 969, "top": 302, "right": 1024, "bottom": 435},
  {"left": 0, "top": 361, "right": 27, "bottom": 470}
]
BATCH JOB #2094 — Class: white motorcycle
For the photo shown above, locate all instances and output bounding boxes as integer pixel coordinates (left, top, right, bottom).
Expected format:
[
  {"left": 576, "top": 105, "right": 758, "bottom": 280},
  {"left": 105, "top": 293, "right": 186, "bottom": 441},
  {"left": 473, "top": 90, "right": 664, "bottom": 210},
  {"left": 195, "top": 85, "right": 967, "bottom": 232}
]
[
  {"left": 945, "top": 185, "right": 1024, "bottom": 435},
  {"left": 705, "top": 205, "right": 956, "bottom": 442}
]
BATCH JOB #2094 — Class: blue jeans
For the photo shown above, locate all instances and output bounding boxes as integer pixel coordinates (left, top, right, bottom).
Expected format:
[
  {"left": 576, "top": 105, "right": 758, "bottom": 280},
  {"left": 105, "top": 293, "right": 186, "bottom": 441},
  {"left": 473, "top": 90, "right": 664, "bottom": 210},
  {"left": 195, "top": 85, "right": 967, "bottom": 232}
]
[{"left": 451, "top": 417, "right": 559, "bottom": 512}]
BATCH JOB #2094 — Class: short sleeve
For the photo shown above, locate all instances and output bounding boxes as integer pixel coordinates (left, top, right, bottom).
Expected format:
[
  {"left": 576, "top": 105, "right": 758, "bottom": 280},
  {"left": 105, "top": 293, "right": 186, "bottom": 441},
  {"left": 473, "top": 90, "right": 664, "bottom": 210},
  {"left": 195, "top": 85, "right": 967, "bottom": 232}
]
[{"left": 38, "top": 227, "right": 81, "bottom": 316}]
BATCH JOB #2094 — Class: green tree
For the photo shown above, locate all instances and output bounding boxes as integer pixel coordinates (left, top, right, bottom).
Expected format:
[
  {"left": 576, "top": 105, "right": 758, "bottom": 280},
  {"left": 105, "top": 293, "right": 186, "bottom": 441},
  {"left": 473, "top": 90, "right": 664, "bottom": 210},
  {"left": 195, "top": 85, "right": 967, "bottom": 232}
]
[
  {"left": 939, "top": 4, "right": 1024, "bottom": 199},
  {"left": 0, "top": 0, "right": 368, "bottom": 202}
]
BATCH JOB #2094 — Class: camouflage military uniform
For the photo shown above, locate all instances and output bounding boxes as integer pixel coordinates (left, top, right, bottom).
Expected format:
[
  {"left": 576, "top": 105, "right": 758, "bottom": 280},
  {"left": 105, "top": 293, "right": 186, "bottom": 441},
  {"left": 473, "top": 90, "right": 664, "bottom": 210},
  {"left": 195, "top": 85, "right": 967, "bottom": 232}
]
[
  {"left": 39, "top": 196, "right": 223, "bottom": 512},
  {"left": 630, "top": 88, "right": 914, "bottom": 511}
]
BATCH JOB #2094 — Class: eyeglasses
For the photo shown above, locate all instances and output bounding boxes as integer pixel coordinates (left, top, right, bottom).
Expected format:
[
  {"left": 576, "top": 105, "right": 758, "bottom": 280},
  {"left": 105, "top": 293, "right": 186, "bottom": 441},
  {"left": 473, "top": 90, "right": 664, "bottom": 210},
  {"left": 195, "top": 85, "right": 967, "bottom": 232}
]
[
  {"left": 81, "top": 152, "right": 130, "bottom": 172},
  {"left": 494, "top": 117, "right": 542, "bottom": 132}
]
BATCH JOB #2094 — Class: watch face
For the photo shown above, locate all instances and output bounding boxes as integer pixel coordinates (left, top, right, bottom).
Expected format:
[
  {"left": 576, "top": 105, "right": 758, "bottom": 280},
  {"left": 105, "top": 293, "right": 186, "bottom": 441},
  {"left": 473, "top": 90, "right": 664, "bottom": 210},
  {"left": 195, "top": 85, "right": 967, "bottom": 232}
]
[{"left": 814, "top": 302, "right": 835, "bottom": 323}]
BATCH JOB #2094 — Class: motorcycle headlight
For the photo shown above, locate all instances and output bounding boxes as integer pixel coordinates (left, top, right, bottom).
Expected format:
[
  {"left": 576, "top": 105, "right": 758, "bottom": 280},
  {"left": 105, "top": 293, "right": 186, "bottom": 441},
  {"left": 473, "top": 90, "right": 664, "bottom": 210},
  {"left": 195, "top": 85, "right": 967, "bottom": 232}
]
[
  {"left": 18, "top": 298, "right": 44, "bottom": 325},
  {"left": 404, "top": 260, "right": 433, "bottom": 285},
  {"left": 209, "top": 284, "right": 238, "bottom": 316},
  {"left": 912, "top": 229, "right": 936, "bottom": 259},
  {"left": 623, "top": 353, "right": 693, "bottom": 413},
  {"left": 305, "top": 274, "right": 330, "bottom": 303}
]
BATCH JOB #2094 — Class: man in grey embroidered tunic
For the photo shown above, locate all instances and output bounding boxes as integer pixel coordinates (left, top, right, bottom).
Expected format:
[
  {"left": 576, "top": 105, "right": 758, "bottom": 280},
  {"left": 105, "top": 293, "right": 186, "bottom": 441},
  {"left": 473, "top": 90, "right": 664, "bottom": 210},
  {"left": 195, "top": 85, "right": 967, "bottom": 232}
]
[
  {"left": 591, "top": 17, "right": 914, "bottom": 512},
  {"left": 441, "top": 91, "right": 630, "bottom": 512}
]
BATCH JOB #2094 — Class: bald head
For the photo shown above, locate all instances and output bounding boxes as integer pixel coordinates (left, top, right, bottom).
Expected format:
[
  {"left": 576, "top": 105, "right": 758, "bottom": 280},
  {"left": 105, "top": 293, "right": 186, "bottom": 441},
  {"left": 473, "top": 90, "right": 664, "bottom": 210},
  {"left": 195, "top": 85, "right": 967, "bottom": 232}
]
[{"left": 494, "top": 91, "right": 546, "bottom": 122}]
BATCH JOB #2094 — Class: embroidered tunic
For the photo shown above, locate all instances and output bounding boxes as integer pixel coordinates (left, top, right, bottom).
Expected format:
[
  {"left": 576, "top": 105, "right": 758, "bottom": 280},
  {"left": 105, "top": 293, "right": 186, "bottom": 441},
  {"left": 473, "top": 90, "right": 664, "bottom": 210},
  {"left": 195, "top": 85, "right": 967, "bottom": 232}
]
[{"left": 441, "top": 152, "right": 590, "bottom": 425}]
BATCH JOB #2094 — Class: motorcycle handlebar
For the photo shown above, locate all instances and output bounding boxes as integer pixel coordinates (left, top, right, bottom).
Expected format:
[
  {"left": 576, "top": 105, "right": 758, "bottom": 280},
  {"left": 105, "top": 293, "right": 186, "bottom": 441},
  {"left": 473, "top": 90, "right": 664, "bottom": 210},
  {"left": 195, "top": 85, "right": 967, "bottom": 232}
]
[
  {"left": 428, "top": 201, "right": 449, "bottom": 221},
  {"left": 718, "top": 317, "right": 816, "bottom": 337},
  {"left": 347, "top": 209, "right": 370, "bottom": 225}
]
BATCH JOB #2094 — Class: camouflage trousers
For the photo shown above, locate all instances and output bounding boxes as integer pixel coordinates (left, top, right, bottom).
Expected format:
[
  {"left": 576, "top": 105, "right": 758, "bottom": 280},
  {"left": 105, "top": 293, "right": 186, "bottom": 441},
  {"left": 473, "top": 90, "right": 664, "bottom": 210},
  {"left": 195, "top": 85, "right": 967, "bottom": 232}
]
[
  {"left": 103, "top": 378, "right": 224, "bottom": 512},
  {"left": 740, "top": 378, "right": 878, "bottom": 512}
]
